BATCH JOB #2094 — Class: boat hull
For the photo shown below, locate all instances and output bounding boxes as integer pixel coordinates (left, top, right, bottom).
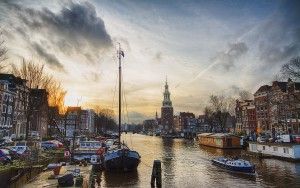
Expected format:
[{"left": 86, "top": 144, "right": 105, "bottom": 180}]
[
  {"left": 104, "top": 149, "right": 140, "bottom": 172},
  {"left": 212, "top": 159, "right": 255, "bottom": 174}
]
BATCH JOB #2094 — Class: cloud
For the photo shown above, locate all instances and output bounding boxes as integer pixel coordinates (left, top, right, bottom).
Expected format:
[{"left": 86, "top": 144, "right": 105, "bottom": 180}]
[
  {"left": 31, "top": 42, "right": 65, "bottom": 71},
  {"left": 256, "top": 0, "right": 300, "bottom": 65},
  {"left": 212, "top": 42, "right": 248, "bottom": 71},
  {"left": 5, "top": 1, "right": 112, "bottom": 66}
]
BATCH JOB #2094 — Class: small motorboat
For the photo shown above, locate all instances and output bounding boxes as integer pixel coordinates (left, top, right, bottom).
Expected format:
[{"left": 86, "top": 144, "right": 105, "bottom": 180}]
[{"left": 212, "top": 157, "right": 255, "bottom": 174}]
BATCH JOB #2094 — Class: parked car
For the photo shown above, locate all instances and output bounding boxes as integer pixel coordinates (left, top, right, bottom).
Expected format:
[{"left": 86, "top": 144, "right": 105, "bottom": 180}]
[
  {"left": 291, "top": 135, "right": 300, "bottom": 143},
  {"left": 41, "top": 141, "right": 57, "bottom": 150},
  {"left": 51, "top": 140, "right": 64, "bottom": 148},
  {"left": 10, "top": 146, "right": 31, "bottom": 156},
  {"left": 0, "top": 149, "right": 12, "bottom": 164}
]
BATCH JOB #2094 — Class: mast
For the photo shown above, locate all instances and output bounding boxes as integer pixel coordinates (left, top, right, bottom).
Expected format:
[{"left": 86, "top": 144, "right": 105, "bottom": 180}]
[{"left": 118, "top": 44, "right": 122, "bottom": 146}]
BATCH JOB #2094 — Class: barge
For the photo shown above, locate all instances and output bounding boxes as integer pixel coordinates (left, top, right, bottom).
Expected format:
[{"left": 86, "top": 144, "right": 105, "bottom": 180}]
[{"left": 198, "top": 133, "right": 242, "bottom": 149}]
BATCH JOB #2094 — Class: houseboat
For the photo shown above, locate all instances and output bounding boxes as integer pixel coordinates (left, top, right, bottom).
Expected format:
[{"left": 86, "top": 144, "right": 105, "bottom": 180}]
[
  {"left": 248, "top": 142, "right": 300, "bottom": 161},
  {"left": 198, "top": 133, "right": 242, "bottom": 149},
  {"left": 74, "top": 141, "right": 103, "bottom": 161}
]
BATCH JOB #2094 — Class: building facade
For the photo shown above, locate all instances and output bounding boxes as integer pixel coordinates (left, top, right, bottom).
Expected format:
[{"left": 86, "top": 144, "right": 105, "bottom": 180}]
[
  {"left": 0, "top": 74, "right": 29, "bottom": 138},
  {"left": 235, "top": 100, "right": 257, "bottom": 134},
  {"left": 65, "top": 106, "right": 82, "bottom": 138},
  {"left": 0, "top": 80, "right": 15, "bottom": 137},
  {"left": 161, "top": 79, "right": 174, "bottom": 133},
  {"left": 254, "top": 79, "right": 300, "bottom": 134},
  {"left": 254, "top": 85, "right": 271, "bottom": 133},
  {"left": 29, "top": 88, "right": 49, "bottom": 138}
]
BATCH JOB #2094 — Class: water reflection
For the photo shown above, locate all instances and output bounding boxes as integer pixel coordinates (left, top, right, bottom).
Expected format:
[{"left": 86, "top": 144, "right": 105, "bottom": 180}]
[
  {"left": 161, "top": 138, "right": 175, "bottom": 187},
  {"left": 96, "top": 134, "right": 300, "bottom": 187}
]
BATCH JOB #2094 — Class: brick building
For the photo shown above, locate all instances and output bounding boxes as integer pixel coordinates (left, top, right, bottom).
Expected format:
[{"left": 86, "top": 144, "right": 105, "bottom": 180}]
[
  {"left": 254, "top": 79, "right": 300, "bottom": 134},
  {"left": 235, "top": 100, "right": 257, "bottom": 134},
  {"left": 29, "top": 88, "right": 49, "bottom": 138}
]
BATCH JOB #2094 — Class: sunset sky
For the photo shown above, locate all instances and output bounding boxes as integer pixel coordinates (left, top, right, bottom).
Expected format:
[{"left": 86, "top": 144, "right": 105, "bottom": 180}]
[{"left": 0, "top": 0, "right": 299, "bottom": 123}]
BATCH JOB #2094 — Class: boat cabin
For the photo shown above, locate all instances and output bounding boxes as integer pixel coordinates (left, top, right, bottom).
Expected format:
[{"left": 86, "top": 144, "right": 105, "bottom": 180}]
[{"left": 198, "top": 133, "right": 241, "bottom": 149}]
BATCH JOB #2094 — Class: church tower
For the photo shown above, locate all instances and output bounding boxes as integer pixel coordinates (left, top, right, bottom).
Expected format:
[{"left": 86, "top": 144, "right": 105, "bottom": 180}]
[{"left": 161, "top": 78, "right": 174, "bottom": 133}]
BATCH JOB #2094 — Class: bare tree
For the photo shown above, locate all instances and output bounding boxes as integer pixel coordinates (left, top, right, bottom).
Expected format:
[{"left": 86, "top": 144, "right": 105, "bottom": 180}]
[
  {"left": 239, "top": 90, "right": 252, "bottom": 100},
  {"left": 11, "top": 59, "right": 67, "bottom": 139},
  {"left": 280, "top": 57, "right": 300, "bottom": 81},
  {"left": 11, "top": 59, "right": 67, "bottom": 113},
  {"left": 0, "top": 29, "right": 8, "bottom": 71},
  {"left": 205, "top": 95, "right": 235, "bottom": 132}
]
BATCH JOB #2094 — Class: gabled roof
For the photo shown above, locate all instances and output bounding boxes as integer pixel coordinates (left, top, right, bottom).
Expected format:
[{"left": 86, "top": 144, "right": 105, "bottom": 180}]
[
  {"left": 255, "top": 85, "right": 271, "bottom": 94},
  {"left": 273, "top": 81, "right": 287, "bottom": 92}
]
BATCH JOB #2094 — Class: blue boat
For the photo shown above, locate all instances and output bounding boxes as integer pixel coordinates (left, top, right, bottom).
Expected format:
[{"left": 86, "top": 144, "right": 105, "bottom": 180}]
[{"left": 212, "top": 157, "right": 255, "bottom": 174}]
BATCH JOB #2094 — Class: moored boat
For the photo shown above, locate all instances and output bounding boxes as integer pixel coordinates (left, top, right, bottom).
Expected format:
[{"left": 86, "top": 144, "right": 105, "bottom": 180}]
[
  {"left": 104, "top": 146, "right": 140, "bottom": 171},
  {"left": 103, "top": 44, "right": 141, "bottom": 172},
  {"left": 212, "top": 157, "right": 255, "bottom": 174}
]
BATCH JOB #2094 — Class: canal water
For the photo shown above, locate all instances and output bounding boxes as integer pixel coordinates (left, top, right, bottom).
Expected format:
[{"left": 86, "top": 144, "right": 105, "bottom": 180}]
[{"left": 96, "top": 133, "right": 300, "bottom": 187}]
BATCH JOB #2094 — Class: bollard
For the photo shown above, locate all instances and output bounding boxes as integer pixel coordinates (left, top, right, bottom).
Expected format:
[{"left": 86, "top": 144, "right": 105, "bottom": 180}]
[{"left": 151, "top": 160, "right": 162, "bottom": 188}]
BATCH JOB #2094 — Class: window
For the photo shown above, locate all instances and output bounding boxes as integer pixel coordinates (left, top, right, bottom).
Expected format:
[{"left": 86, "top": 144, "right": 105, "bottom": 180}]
[
  {"left": 2, "top": 105, "right": 6, "bottom": 113},
  {"left": 8, "top": 106, "right": 12, "bottom": 114},
  {"left": 283, "top": 148, "right": 289, "bottom": 154},
  {"left": 273, "top": 147, "right": 278, "bottom": 152},
  {"left": 7, "top": 117, "right": 11, "bottom": 126}
]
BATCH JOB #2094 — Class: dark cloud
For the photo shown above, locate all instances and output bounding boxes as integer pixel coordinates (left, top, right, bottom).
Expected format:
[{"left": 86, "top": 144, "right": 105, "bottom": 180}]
[
  {"left": 257, "top": 0, "right": 300, "bottom": 65},
  {"left": 5, "top": 1, "right": 112, "bottom": 66},
  {"left": 31, "top": 42, "right": 65, "bottom": 72},
  {"left": 212, "top": 42, "right": 248, "bottom": 71}
]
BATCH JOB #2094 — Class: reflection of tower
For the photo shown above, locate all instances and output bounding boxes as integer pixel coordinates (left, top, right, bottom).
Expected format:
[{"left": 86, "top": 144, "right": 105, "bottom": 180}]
[{"left": 161, "top": 78, "right": 174, "bottom": 133}]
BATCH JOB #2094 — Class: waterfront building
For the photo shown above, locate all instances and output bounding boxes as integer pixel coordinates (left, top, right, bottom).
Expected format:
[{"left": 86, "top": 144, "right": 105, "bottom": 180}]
[
  {"left": 65, "top": 106, "right": 82, "bottom": 138},
  {"left": 161, "top": 78, "right": 174, "bottom": 133},
  {"left": 254, "top": 79, "right": 300, "bottom": 134},
  {"left": 0, "top": 74, "right": 29, "bottom": 138},
  {"left": 235, "top": 100, "right": 257, "bottom": 134},
  {"left": 29, "top": 88, "right": 49, "bottom": 138},
  {"left": 0, "top": 80, "right": 15, "bottom": 138},
  {"left": 80, "top": 109, "right": 96, "bottom": 133},
  {"left": 197, "top": 115, "right": 210, "bottom": 132},
  {"left": 173, "top": 115, "right": 181, "bottom": 132},
  {"left": 254, "top": 85, "right": 271, "bottom": 133},
  {"left": 179, "top": 112, "right": 195, "bottom": 131}
]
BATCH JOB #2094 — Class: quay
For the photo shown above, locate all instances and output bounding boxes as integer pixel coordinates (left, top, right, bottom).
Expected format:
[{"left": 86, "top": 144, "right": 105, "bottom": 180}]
[{"left": 24, "top": 164, "right": 91, "bottom": 188}]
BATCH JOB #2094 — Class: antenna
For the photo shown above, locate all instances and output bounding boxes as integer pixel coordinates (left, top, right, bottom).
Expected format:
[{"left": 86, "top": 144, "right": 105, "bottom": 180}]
[{"left": 77, "top": 96, "right": 82, "bottom": 107}]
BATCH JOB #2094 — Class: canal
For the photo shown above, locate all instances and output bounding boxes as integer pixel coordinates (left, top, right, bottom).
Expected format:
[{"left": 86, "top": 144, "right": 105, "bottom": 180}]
[{"left": 95, "top": 133, "right": 300, "bottom": 187}]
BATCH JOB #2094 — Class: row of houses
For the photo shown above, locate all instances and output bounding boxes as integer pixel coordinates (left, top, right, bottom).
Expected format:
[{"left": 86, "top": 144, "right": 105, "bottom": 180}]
[
  {"left": 236, "top": 78, "right": 300, "bottom": 134},
  {"left": 0, "top": 73, "right": 98, "bottom": 140},
  {"left": 143, "top": 111, "right": 235, "bottom": 135}
]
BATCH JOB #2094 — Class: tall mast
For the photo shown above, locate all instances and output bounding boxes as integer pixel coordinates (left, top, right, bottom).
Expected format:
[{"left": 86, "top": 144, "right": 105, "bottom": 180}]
[{"left": 118, "top": 44, "right": 122, "bottom": 146}]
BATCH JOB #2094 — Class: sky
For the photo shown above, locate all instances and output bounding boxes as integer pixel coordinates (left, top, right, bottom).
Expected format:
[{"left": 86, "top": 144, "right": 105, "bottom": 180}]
[{"left": 0, "top": 0, "right": 299, "bottom": 123}]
